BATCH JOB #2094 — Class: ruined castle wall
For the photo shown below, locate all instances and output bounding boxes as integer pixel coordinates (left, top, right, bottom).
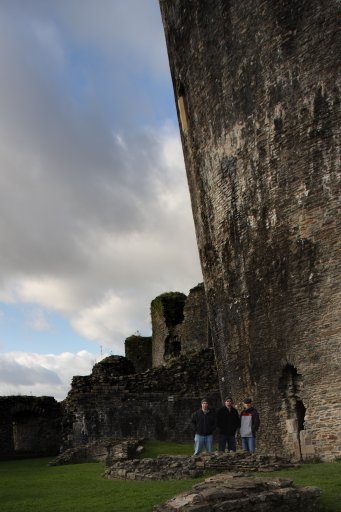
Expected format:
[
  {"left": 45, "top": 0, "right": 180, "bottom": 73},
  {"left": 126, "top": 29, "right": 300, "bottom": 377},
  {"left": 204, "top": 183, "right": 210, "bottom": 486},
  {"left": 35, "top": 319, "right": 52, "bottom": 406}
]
[
  {"left": 125, "top": 335, "right": 152, "bottom": 373},
  {"left": 179, "top": 283, "right": 211, "bottom": 354},
  {"left": 0, "top": 396, "right": 61, "bottom": 460},
  {"left": 151, "top": 287, "right": 211, "bottom": 367},
  {"left": 160, "top": 0, "right": 341, "bottom": 460},
  {"left": 151, "top": 292, "right": 186, "bottom": 367},
  {"left": 62, "top": 350, "right": 220, "bottom": 450}
]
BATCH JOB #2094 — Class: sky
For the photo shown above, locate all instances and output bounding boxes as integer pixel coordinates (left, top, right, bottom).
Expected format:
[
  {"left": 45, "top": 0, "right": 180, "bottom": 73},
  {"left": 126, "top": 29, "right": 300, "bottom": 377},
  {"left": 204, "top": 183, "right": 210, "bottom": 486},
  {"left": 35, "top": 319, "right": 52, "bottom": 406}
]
[{"left": 0, "top": 0, "right": 202, "bottom": 401}]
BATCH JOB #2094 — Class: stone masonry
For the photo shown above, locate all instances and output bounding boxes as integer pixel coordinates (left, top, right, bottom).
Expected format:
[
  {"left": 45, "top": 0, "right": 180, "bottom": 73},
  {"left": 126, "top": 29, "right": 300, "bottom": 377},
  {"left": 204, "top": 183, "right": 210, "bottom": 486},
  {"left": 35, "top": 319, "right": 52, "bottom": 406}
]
[
  {"left": 151, "top": 284, "right": 210, "bottom": 367},
  {"left": 0, "top": 396, "right": 61, "bottom": 460},
  {"left": 49, "top": 438, "right": 142, "bottom": 466},
  {"left": 159, "top": 0, "right": 341, "bottom": 461},
  {"left": 125, "top": 334, "right": 152, "bottom": 373},
  {"left": 105, "top": 452, "right": 294, "bottom": 481},
  {"left": 61, "top": 348, "right": 220, "bottom": 450},
  {"left": 154, "top": 473, "right": 320, "bottom": 512},
  {"left": 180, "top": 283, "right": 212, "bottom": 355},
  {"left": 151, "top": 291, "right": 187, "bottom": 367}
]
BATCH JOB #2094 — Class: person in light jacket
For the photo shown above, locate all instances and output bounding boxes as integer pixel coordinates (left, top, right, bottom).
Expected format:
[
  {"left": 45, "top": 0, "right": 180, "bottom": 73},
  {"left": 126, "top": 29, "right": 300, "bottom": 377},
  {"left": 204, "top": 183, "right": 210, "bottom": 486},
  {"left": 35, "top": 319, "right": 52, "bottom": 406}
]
[{"left": 240, "top": 398, "right": 260, "bottom": 453}]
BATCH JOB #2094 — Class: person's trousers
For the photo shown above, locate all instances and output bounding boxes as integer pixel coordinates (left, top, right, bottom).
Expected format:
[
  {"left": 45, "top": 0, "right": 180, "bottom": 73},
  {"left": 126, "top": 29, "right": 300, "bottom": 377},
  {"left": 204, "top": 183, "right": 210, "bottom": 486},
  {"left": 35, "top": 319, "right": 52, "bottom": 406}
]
[
  {"left": 194, "top": 434, "right": 213, "bottom": 456},
  {"left": 241, "top": 436, "right": 256, "bottom": 453},
  {"left": 218, "top": 434, "right": 236, "bottom": 452}
]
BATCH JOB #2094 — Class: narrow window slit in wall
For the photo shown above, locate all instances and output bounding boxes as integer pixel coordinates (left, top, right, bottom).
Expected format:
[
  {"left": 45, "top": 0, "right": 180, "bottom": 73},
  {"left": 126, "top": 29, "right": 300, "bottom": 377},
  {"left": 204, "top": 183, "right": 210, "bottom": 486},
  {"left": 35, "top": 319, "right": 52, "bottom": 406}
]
[{"left": 177, "top": 82, "right": 188, "bottom": 133}]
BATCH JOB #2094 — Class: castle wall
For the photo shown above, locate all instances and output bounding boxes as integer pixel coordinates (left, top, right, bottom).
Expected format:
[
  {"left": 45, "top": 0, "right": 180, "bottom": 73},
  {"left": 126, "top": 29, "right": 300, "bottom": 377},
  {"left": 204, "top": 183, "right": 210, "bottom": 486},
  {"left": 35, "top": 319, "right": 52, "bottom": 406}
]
[
  {"left": 179, "top": 283, "right": 211, "bottom": 354},
  {"left": 0, "top": 396, "right": 61, "bottom": 460},
  {"left": 62, "top": 350, "right": 220, "bottom": 449},
  {"left": 151, "top": 287, "right": 210, "bottom": 367},
  {"left": 124, "top": 335, "right": 152, "bottom": 373},
  {"left": 151, "top": 292, "right": 186, "bottom": 367},
  {"left": 160, "top": 0, "right": 341, "bottom": 460}
]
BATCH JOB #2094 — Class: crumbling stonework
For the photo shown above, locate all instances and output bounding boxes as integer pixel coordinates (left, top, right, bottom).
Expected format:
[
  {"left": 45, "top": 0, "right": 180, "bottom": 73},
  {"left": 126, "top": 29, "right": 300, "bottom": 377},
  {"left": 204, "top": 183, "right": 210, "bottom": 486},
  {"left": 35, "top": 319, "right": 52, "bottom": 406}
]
[
  {"left": 151, "top": 292, "right": 187, "bottom": 367},
  {"left": 154, "top": 473, "right": 320, "bottom": 512},
  {"left": 105, "top": 452, "right": 294, "bottom": 481},
  {"left": 180, "top": 283, "right": 211, "bottom": 355},
  {"left": 0, "top": 396, "right": 61, "bottom": 460},
  {"left": 151, "top": 285, "right": 210, "bottom": 367},
  {"left": 125, "top": 334, "right": 152, "bottom": 373},
  {"left": 159, "top": 0, "right": 341, "bottom": 460},
  {"left": 62, "top": 348, "right": 220, "bottom": 450},
  {"left": 49, "top": 438, "right": 141, "bottom": 466}
]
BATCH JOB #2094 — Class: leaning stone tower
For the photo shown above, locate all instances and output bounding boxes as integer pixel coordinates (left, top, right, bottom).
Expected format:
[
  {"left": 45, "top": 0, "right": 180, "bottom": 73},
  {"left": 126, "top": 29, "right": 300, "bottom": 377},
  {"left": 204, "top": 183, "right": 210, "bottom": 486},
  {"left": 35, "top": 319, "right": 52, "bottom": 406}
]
[{"left": 159, "top": 0, "right": 341, "bottom": 460}]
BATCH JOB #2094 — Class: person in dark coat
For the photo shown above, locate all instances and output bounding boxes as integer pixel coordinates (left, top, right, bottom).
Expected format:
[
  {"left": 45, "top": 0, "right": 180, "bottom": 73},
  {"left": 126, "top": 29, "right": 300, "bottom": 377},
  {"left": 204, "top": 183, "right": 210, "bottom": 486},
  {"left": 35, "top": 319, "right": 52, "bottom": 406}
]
[
  {"left": 217, "top": 396, "right": 240, "bottom": 452},
  {"left": 191, "top": 397, "right": 216, "bottom": 456}
]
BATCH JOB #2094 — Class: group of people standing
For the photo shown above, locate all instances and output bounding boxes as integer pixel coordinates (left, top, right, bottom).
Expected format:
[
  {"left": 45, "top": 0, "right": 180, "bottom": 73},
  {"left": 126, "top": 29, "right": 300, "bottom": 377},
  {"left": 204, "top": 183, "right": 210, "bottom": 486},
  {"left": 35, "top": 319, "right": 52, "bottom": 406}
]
[{"left": 191, "top": 397, "right": 260, "bottom": 456}]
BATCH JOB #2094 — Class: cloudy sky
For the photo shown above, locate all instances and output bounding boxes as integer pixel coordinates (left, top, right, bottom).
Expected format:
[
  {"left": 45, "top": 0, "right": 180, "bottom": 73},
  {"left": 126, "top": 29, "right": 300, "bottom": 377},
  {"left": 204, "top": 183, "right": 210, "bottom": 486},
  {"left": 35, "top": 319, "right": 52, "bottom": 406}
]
[{"left": 0, "top": 0, "right": 202, "bottom": 400}]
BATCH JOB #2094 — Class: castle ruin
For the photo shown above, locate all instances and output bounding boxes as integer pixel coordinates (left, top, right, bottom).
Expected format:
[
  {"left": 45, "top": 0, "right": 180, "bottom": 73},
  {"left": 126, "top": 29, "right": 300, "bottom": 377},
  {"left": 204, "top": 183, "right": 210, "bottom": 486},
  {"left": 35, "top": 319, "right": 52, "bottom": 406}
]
[
  {"left": 0, "top": 396, "right": 61, "bottom": 459},
  {"left": 159, "top": 0, "right": 341, "bottom": 461}
]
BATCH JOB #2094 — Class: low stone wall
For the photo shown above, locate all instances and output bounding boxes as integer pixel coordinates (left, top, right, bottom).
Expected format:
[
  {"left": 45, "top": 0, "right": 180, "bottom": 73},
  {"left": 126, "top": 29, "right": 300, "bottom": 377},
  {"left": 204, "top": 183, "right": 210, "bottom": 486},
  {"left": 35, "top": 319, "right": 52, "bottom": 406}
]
[
  {"left": 154, "top": 472, "right": 320, "bottom": 511},
  {"left": 49, "top": 438, "right": 142, "bottom": 466},
  {"left": 105, "top": 452, "right": 294, "bottom": 481}
]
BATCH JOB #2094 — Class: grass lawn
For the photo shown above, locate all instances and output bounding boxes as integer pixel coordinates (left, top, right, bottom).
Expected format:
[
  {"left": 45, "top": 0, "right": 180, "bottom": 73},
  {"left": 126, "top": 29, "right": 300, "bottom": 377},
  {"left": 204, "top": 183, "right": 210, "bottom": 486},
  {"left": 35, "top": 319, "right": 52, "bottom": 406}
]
[
  {"left": 0, "top": 443, "right": 340, "bottom": 512},
  {"left": 139, "top": 440, "right": 193, "bottom": 458},
  {"left": 261, "top": 461, "right": 341, "bottom": 512},
  {"left": 0, "top": 456, "right": 202, "bottom": 512}
]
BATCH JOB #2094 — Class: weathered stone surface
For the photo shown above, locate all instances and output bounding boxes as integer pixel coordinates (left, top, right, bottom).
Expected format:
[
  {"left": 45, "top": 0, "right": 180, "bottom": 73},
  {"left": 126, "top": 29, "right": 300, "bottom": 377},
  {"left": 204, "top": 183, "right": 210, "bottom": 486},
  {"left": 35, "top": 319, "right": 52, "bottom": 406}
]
[
  {"left": 0, "top": 396, "right": 61, "bottom": 460},
  {"left": 154, "top": 473, "right": 320, "bottom": 511},
  {"left": 90, "top": 355, "right": 135, "bottom": 380},
  {"left": 151, "top": 291, "right": 187, "bottom": 367},
  {"left": 105, "top": 452, "right": 294, "bottom": 481},
  {"left": 179, "top": 283, "right": 212, "bottom": 356},
  {"left": 159, "top": 0, "right": 341, "bottom": 461},
  {"left": 62, "top": 348, "right": 219, "bottom": 449},
  {"left": 151, "top": 285, "right": 211, "bottom": 367},
  {"left": 49, "top": 438, "right": 142, "bottom": 466},
  {"left": 125, "top": 335, "right": 152, "bottom": 373}
]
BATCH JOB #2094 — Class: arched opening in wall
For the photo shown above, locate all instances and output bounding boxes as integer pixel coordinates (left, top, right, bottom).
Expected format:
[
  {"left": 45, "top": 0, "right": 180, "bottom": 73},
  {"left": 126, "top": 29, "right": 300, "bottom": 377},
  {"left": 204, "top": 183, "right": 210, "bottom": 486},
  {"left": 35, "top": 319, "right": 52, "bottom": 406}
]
[
  {"left": 164, "top": 335, "right": 181, "bottom": 361},
  {"left": 12, "top": 411, "right": 42, "bottom": 456},
  {"left": 278, "top": 364, "right": 306, "bottom": 460},
  {"left": 296, "top": 400, "right": 306, "bottom": 432}
]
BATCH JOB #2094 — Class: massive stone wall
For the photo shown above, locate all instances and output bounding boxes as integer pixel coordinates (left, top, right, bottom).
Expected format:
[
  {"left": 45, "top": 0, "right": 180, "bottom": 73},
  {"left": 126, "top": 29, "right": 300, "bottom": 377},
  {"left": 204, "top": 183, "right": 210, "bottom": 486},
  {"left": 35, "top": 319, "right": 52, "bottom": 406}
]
[
  {"left": 159, "top": 0, "right": 341, "bottom": 460},
  {"left": 180, "top": 283, "right": 212, "bottom": 355},
  {"left": 151, "top": 292, "right": 186, "bottom": 367},
  {"left": 62, "top": 349, "right": 220, "bottom": 450},
  {"left": 0, "top": 396, "right": 61, "bottom": 460},
  {"left": 125, "top": 335, "right": 152, "bottom": 373},
  {"left": 151, "top": 285, "right": 210, "bottom": 367}
]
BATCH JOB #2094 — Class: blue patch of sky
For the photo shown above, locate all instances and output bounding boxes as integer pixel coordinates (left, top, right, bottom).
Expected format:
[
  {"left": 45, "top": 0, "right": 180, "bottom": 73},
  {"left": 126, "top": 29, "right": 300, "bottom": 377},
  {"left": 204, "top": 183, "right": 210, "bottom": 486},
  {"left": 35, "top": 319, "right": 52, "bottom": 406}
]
[
  {"left": 65, "top": 44, "right": 177, "bottom": 131},
  {"left": 0, "top": 303, "right": 98, "bottom": 355}
]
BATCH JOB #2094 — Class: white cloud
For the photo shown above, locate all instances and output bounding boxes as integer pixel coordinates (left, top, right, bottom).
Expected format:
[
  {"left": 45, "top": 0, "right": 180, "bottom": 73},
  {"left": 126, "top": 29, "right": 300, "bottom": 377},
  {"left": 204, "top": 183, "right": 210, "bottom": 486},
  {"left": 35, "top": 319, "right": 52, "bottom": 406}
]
[
  {"left": 0, "top": 351, "right": 101, "bottom": 401},
  {"left": 16, "top": 277, "right": 79, "bottom": 314},
  {"left": 71, "top": 292, "right": 134, "bottom": 351},
  {"left": 0, "top": 0, "right": 203, "bottom": 399}
]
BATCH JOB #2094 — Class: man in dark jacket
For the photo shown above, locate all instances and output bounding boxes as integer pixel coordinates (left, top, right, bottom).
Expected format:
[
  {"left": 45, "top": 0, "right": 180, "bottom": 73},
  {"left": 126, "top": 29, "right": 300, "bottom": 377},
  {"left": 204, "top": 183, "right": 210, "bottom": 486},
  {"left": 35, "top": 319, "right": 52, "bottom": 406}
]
[
  {"left": 217, "top": 397, "right": 240, "bottom": 452},
  {"left": 240, "top": 398, "right": 260, "bottom": 453},
  {"left": 191, "top": 397, "right": 216, "bottom": 456}
]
